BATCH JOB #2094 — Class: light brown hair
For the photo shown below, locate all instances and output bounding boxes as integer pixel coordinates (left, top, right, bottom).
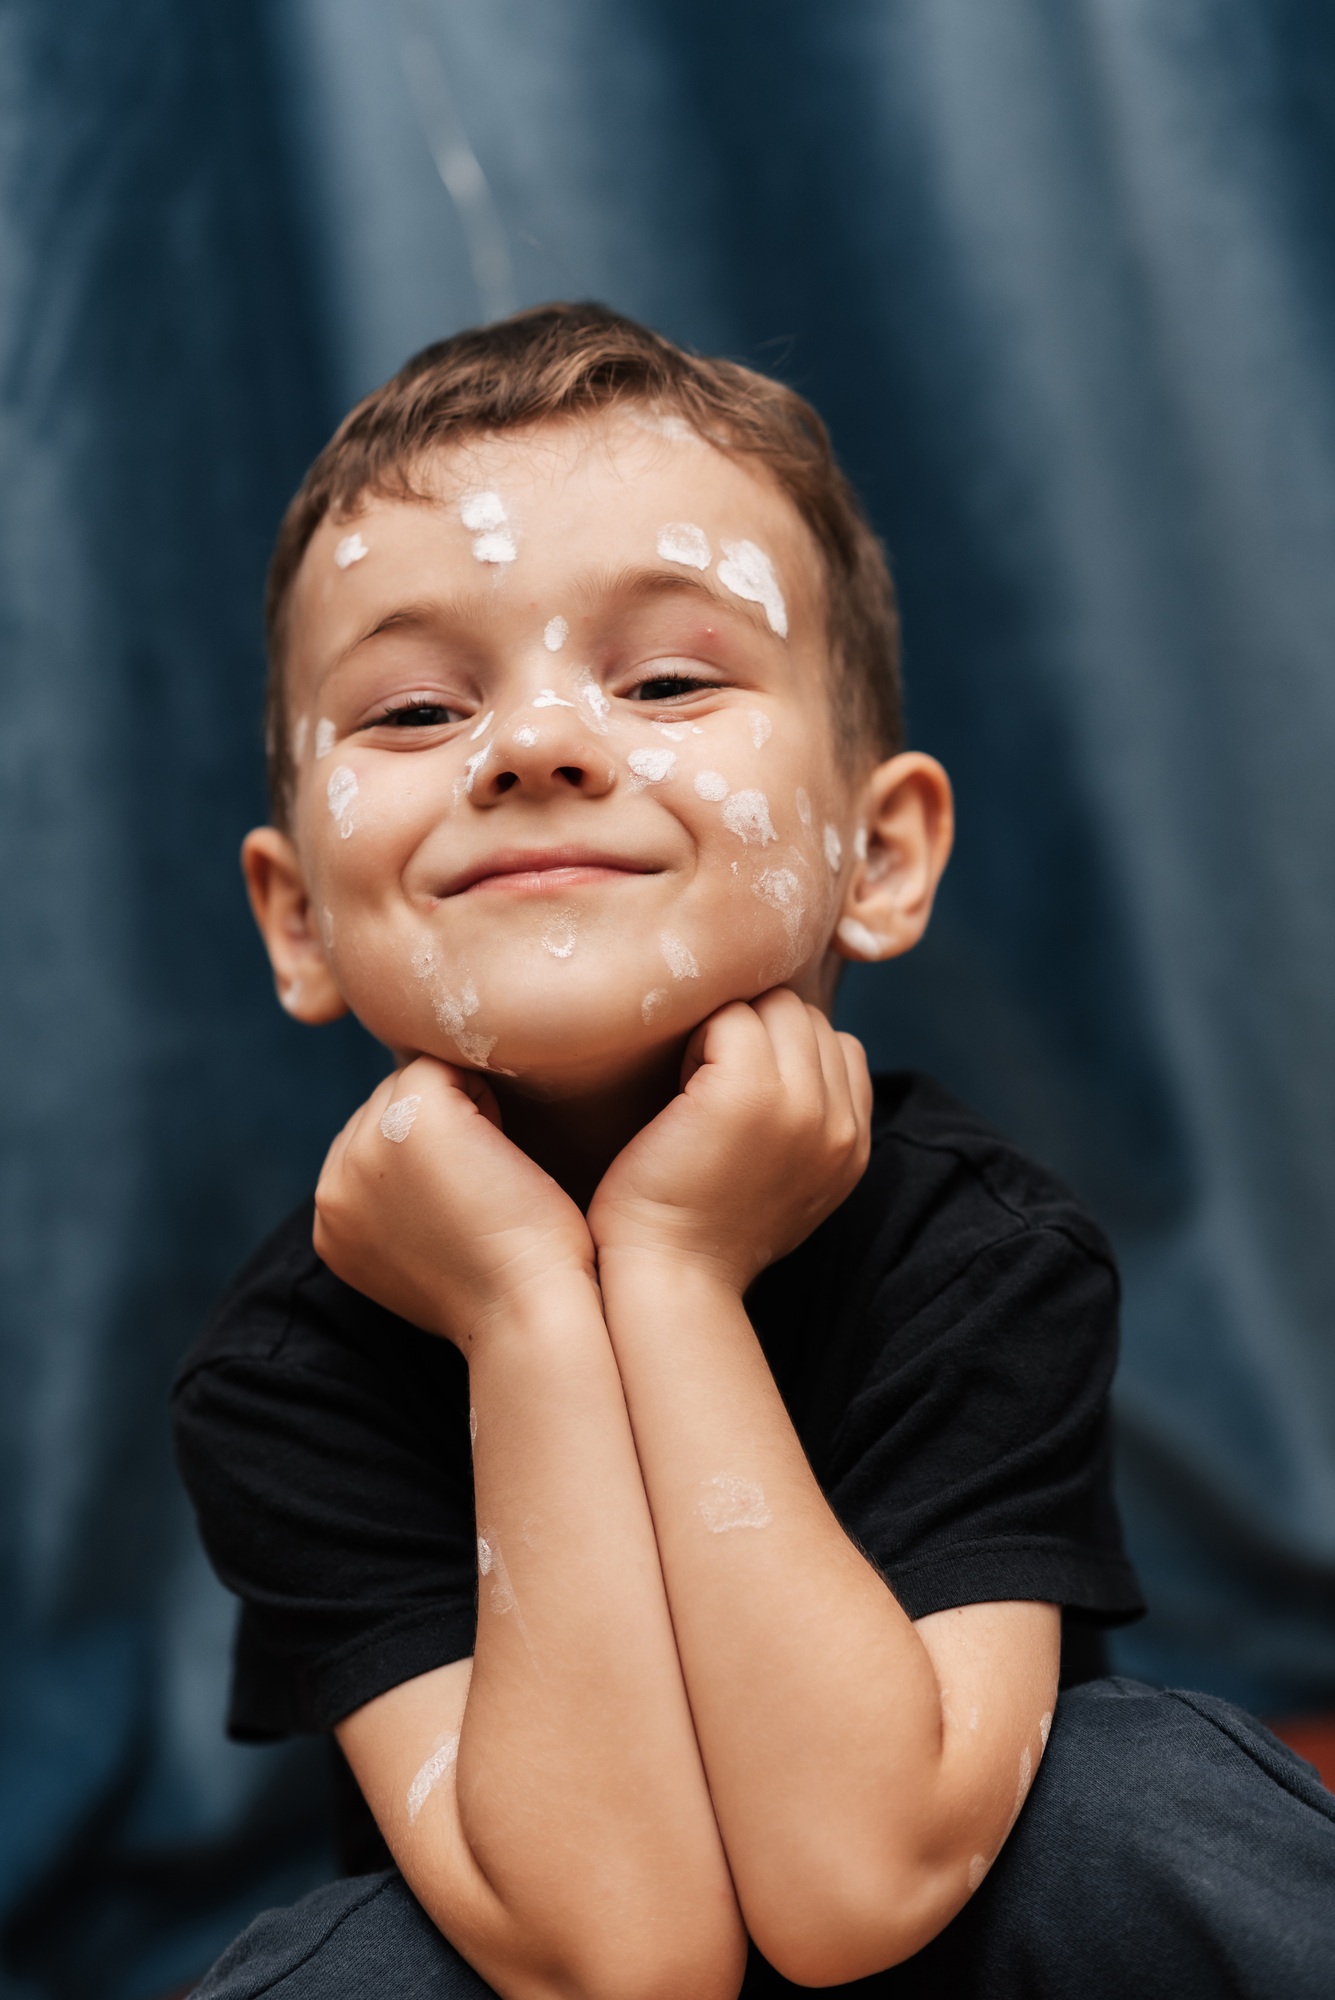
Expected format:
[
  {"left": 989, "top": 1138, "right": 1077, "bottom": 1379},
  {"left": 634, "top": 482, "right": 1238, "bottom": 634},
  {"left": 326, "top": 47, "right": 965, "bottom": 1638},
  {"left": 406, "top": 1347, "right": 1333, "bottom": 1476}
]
[{"left": 264, "top": 301, "right": 902, "bottom": 823}]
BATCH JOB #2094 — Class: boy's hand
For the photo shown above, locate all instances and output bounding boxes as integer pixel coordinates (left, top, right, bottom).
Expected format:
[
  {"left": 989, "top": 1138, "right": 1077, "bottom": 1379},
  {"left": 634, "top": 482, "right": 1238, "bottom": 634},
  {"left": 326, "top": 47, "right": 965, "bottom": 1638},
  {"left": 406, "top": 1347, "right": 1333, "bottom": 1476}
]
[
  {"left": 588, "top": 990, "right": 873, "bottom": 1292},
  {"left": 314, "top": 1057, "right": 595, "bottom": 1348}
]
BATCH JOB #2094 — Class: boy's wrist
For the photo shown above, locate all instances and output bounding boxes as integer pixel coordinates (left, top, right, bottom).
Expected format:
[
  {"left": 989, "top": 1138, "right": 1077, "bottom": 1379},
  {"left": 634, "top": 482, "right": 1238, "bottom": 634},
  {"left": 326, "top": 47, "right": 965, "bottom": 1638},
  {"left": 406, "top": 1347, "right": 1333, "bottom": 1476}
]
[
  {"left": 463, "top": 1261, "right": 605, "bottom": 1354},
  {"left": 596, "top": 1242, "right": 748, "bottom": 1306}
]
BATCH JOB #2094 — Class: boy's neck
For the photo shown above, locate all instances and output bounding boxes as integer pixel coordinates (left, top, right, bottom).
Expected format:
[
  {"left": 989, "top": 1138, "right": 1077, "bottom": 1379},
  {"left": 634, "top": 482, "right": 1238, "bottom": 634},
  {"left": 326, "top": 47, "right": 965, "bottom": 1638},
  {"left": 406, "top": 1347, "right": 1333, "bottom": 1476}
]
[{"left": 490, "top": 1046, "right": 686, "bottom": 1212}]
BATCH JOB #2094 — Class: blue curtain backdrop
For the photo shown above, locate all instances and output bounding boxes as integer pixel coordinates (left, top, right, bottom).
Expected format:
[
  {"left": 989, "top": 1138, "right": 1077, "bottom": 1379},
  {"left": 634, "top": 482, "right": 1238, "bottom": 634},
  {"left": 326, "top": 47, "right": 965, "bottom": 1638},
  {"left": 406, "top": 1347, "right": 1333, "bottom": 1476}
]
[{"left": 3, "top": 2, "right": 1334, "bottom": 1991}]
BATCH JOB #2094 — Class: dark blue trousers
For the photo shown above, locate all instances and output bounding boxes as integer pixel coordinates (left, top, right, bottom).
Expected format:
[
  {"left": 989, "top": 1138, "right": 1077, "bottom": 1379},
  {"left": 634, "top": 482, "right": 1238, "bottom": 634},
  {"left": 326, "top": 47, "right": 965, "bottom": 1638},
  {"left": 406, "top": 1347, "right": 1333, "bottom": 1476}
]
[{"left": 192, "top": 1680, "right": 1335, "bottom": 1999}]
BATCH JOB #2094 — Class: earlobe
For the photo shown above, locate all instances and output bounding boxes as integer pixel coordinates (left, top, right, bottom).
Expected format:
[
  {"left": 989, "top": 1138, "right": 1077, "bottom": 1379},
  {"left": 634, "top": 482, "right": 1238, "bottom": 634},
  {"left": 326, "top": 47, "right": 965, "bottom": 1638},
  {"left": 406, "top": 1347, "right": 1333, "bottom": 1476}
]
[
  {"left": 834, "top": 753, "right": 954, "bottom": 964},
  {"left": 241, "top": 826, "right": 349, "bottom": 1025}
]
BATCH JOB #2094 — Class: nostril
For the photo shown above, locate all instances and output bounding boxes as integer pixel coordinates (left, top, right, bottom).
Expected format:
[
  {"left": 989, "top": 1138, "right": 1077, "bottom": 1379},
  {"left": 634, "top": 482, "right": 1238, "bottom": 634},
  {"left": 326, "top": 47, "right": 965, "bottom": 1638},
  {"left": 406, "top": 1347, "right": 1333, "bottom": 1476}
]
[
  {"left": 493, "top": 771, "right": 518, "bottom": 794},
  {"left": 555, "top": 767, "right": 583, "bottom": 788}
]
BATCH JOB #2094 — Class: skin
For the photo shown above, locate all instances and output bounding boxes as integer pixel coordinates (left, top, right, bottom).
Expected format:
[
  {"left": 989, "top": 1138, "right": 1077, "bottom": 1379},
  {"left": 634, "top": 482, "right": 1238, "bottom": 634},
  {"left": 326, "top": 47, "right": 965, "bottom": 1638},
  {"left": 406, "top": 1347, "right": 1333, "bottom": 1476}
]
[{"left": 243, "top": 412, "right": 1060, "bottom": 2000}]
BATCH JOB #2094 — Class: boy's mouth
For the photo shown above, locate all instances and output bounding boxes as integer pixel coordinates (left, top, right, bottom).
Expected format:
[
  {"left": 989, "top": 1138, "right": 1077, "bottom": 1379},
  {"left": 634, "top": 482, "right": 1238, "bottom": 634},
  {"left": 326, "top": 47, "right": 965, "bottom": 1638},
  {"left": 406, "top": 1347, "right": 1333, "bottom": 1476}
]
[{"left": 444, "top": 846, "right": 660, "bottom": 898}]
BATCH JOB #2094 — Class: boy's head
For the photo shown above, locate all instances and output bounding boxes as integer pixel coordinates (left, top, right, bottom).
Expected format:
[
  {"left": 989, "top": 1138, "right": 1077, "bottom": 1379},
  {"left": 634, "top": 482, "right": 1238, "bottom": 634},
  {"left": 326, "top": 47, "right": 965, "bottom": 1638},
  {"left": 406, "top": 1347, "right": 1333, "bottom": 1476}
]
[{"left": 244, "top": 303, "right": 952, "bottom": 1094}]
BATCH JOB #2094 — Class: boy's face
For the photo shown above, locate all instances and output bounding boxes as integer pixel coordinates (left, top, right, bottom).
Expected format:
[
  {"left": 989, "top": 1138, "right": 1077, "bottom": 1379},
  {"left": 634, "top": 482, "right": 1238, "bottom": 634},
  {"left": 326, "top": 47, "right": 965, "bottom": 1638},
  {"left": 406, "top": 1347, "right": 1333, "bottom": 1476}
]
[{"left": 255, "top": 413, "right": 926, "bottom": 1093}]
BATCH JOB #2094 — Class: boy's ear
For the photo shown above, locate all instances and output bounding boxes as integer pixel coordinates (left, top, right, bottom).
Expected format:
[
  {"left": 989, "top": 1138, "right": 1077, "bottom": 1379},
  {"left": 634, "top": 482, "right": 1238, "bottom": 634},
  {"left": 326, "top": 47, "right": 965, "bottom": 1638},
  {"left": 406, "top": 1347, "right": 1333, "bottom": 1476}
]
[
  {"left": 241, "top": 827, "right": 349, "bottom": 1025},
  {"left": 834, "top": 753, "right": 954, "bottom": 963}
]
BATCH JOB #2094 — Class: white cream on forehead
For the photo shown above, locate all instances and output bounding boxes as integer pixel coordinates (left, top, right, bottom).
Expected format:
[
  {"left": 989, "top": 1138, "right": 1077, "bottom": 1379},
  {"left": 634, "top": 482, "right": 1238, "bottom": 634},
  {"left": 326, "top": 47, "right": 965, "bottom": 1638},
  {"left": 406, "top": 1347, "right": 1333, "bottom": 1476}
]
[
  {"left": 326, "top": 765, "right": 358, "bottom": 837},
  {"left": 380, "top": 1095, "right": 422, "bottom": 1143},
  {"left": 460, "top": 490, "right": 516, "bottom": 564},
  {"left": 657, "top": 521, "right": 711, "bottom": 569},
  {"left": 334, "top": 532, "right": 368, "bottom": 569},
  {"left": 722, "top": 789, "right": 777, "bottom": 845},
  {"left": 628, "top": 747, "right": 676, "bottom": 784},
  {"left": 543, "top": 615, "right": 568, "bottom": 652},
  {"left": 716, "top": 539, "right": 787, "bottom": 638},
  {"left": 314, "top": 717, "right": 336, "bottom": 761}
]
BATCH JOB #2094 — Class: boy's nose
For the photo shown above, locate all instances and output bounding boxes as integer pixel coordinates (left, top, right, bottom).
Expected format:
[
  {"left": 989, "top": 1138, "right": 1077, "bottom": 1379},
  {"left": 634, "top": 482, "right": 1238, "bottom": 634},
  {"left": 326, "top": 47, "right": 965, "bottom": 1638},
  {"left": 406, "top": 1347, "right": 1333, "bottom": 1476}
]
[{"left": 471, "top": 694, "right": 617, "bottom": 803}]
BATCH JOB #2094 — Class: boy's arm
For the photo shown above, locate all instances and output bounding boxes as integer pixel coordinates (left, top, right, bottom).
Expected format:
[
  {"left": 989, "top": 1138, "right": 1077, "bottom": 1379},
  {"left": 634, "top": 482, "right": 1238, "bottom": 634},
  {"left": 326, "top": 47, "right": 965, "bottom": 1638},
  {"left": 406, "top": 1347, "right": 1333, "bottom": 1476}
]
[
  {"left": 316, "top": 1066, "right": 747, "bottom": 2000},
  {"left": 591, "top": 994, "right": 1061, "bottom": 1987}
]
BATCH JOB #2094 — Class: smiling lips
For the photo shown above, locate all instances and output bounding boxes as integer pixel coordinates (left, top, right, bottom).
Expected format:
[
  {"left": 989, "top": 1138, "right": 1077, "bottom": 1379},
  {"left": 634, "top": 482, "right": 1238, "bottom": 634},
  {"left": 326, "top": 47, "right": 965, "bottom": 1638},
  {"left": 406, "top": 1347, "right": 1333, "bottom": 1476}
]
[{"left": 447, "top": 847, "right": 658, "bottom": 897}]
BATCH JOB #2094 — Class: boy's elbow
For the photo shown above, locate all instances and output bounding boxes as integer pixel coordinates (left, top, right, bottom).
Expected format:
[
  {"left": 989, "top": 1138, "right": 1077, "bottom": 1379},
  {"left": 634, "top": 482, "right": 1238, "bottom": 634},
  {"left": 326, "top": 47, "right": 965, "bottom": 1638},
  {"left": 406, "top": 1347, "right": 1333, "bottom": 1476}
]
[
  {"left": 742, "top": 1852, "right": 963, "bottom": 1989},
  {"left": 553, "top": 1925, "right": 747, "bottom": 2000}
]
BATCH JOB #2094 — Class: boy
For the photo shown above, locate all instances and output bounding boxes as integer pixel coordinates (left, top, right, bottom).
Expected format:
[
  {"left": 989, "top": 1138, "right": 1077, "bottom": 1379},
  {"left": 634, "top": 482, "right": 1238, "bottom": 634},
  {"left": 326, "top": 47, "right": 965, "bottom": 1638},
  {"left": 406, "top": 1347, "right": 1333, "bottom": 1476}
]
[{"left": 175, "top": 304, "right": 1335, "bottom": 1999}]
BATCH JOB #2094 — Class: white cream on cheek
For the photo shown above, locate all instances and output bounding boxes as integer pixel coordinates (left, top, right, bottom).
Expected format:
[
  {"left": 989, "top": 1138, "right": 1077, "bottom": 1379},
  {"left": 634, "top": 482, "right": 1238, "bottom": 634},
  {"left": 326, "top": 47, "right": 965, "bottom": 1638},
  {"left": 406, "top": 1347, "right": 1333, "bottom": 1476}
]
[
  {"left": 627, "top": 747, "right": 676, "bottom": 785},
  {"left": 326, "top": 765, "right": 358, "bottom": 838},
  {"left": 659, "top": 931, "right": 700, "bottom": 979},
  {"left": 854, "top": 826, "right": 868, "bottom": 861},
  {"left": 823, "top": 824, "right": 842, "bottom": 871},
  {"left": 314, "top": 717, "right": 336, "bottom": 760},
  {"left": 694, "top": 770, "right": 729, "bottom": 802},
  {"left": 721, "top": 789, "right": 777, "bottom": 845},
  {"left": 543, "top": 615, "right": 568, "bottom": 652},
  {"left": 411, "top": 944, "right": 497, "bottom": 1067},
  {"left": 748, "top": 710, "right": 772, "bottom": 749},
  {"left": 795, "top": 787, "right": 812, "bottom": 826}
]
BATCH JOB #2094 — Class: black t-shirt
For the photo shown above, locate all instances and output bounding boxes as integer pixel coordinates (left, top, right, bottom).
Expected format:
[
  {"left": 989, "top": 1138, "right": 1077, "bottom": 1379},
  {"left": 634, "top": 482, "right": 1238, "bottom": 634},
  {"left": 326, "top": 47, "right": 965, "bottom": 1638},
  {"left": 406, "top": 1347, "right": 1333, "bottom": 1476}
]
[{"left": 173, "top": 1072, "right": 1143, "bottom": 1757}]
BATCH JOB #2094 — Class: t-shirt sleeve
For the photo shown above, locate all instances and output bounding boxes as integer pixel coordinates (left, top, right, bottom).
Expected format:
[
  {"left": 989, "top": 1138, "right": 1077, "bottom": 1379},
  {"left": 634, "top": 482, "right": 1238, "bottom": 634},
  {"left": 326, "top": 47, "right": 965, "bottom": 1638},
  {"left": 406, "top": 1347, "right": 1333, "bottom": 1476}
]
[
  {"left": 820, "top": 1221, "right": 1141, "bottom": 1622},
  {"left": 172, "top": 1230, "right": 478, "bottom": 1740}
]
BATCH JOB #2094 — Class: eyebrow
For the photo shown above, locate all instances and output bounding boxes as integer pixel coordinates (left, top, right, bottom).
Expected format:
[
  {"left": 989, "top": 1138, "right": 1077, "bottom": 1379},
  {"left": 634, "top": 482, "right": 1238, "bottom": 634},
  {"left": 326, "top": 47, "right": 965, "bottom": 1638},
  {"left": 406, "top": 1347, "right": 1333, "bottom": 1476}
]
[
  {"left": 576, "top": 563, "right": 776, "bottom": 637},
  {"left": 320, "top": 559, "right": 777, "bottom": 685}
]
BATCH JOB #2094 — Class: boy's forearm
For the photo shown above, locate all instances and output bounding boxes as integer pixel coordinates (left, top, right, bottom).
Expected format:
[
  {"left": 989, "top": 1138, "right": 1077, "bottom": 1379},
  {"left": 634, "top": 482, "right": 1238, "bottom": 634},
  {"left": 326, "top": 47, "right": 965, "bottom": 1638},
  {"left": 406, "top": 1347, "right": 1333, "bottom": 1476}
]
[
  {"left": 596, "top": 1248, "right": 982, "bottom": 1979},
  {"left": 350, "top": 1270, "right": 745, "bottom": 2000}
]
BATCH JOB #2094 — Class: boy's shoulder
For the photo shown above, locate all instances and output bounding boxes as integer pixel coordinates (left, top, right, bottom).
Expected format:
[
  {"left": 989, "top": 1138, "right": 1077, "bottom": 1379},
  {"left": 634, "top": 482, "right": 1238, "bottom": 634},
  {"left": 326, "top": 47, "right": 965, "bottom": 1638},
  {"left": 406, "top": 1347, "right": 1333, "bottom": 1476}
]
[{"left": 865, "top": 1070, "right": 1117, "bottom": 1276}]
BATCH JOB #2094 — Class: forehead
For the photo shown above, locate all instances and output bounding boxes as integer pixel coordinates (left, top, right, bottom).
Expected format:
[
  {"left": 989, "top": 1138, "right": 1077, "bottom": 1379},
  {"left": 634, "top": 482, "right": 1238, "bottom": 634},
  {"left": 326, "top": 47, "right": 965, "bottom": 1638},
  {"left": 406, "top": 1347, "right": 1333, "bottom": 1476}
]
[{"left": 285, "top": 411, "right": 827, "bottom": 686}]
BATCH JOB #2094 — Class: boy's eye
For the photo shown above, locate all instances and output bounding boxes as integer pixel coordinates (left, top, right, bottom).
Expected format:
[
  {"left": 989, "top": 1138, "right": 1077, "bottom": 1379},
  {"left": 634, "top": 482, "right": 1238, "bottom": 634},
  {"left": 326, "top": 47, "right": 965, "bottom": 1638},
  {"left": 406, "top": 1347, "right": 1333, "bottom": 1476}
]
[
  {"left": 629, "top": 673, "right": 715, "bottom": 703},
  {"left": 366, "top": 699, "right": 467, "bottom": 729}
]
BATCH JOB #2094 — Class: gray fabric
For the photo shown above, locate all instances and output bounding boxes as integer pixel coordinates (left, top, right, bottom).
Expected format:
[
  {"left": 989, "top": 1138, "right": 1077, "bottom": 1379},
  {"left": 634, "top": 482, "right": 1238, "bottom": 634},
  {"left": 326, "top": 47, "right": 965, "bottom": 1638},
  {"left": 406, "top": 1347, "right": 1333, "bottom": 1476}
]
[
  {"left": 191, "top": 1874, "right": 491, "bottom": 2000},
  {"left": 4, "top": 1, "right": 1335, "bottom": 1992},
  {"left": 189, "top": 1682, "right": 1335, "bottom": 1999}
]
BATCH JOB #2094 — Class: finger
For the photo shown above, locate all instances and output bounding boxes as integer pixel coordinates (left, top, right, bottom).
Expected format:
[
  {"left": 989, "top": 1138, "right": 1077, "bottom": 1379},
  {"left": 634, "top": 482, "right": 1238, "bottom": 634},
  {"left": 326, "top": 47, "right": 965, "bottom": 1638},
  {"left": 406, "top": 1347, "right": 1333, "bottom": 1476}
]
[
  {"left": 681, "top": 999, "right": 780, "bottom": 1096},
  {"left": 809, "top": 1007, "right": 854, "bottom": 1121},
  {"left": 751, "top": 988, "right": 828, "bottom": 1109},
  {"left": 835, "top": 1029, "right": 875, "bottom": 1144}
]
